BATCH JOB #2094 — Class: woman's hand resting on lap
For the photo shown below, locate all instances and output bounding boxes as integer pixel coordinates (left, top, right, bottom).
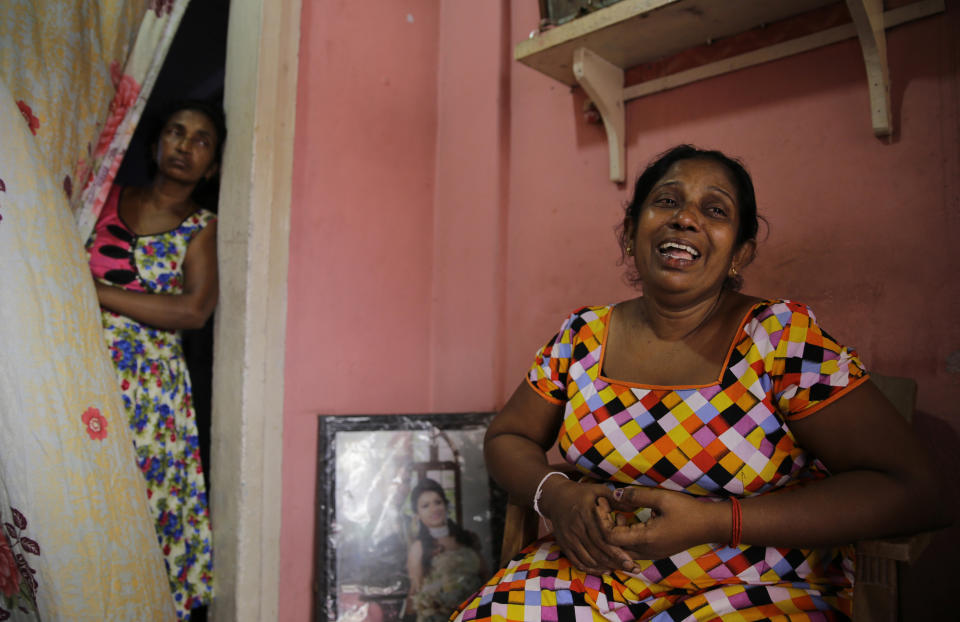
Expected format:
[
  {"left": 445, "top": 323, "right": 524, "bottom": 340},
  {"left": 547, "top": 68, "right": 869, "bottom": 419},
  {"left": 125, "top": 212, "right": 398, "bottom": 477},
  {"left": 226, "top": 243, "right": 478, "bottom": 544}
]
[
  {"left": 596, "top": 486, "right": 728, "bottom": 561},
  {"left": 539, "top": 478, "right": 637, "bottom": 575}
]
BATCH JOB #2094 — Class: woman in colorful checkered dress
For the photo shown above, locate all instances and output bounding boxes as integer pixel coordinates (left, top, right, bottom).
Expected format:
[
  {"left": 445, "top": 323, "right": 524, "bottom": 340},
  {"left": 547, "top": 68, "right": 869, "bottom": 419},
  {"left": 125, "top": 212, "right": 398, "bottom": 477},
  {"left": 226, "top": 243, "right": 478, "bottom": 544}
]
[
  {"left": 453, "top": 145, "right": 947, "bottom": 621},
  {"left": 86, "top": 101, "right": 223, "bottom": 619}
]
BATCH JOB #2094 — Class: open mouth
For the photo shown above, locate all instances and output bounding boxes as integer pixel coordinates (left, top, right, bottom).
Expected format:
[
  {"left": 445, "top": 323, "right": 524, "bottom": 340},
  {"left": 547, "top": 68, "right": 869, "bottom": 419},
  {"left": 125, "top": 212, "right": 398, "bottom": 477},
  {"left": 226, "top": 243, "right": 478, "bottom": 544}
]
[{"left": 658, "top": 240, "right": 701, "bottom": 262}]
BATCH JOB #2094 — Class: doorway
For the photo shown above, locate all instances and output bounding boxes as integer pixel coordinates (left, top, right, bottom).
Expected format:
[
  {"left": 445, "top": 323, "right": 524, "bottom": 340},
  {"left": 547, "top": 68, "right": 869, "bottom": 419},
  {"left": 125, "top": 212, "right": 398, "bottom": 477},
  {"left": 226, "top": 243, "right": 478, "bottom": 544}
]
[
  {"left": 119, "top": 1, "right": 301, "bottom": 620},
  {"left": 208, "top": 1, "right": 299, "bottom": 620},
  {"left": 116, "top": 0, "right": 230, "bottom": 486}
]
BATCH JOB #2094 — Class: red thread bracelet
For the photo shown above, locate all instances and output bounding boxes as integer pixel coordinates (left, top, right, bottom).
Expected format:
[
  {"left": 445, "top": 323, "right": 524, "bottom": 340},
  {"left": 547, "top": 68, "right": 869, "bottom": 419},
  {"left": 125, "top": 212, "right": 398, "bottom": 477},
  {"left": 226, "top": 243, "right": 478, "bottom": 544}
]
[{"left": 729, "top": 497, "right": 742, "bottom": 548}]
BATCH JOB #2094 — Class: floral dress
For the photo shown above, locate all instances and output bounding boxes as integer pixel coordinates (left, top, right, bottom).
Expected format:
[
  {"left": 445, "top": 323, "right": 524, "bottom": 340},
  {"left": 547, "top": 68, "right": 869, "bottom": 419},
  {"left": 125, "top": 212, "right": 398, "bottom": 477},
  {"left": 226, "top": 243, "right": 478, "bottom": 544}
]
[
  {"left": 455, "top": 300, "right": 868, "bottom": 621},
  {"left": 86, "top": 185, "right": 214, "bottom": 619}
]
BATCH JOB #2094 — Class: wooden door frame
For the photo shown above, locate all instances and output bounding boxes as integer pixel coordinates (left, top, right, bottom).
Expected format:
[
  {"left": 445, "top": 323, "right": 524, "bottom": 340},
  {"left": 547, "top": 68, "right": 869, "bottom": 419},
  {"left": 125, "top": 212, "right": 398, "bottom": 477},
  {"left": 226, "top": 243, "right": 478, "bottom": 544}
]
[{"left": 209, "top": 0, "right": 301, "bottom": 619}]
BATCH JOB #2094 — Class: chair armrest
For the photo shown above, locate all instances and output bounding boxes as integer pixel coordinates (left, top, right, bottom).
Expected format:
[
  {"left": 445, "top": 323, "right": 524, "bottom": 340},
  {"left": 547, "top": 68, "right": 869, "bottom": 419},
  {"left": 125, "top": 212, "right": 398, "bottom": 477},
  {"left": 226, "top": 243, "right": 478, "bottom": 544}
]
[
  {"left": 856, "top": 531, "right": 933, "bottom": 564},
  {"left": 853, "top": 530, "right": 934, "bottom": 622}
]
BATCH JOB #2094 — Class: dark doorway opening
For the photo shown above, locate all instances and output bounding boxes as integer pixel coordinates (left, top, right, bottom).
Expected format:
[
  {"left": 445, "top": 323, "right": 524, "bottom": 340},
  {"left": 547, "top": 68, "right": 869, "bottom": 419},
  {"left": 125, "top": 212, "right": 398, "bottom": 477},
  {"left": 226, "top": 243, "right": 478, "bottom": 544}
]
[{"left": 114, "top": 3, "right": 230, "bottom": 620}]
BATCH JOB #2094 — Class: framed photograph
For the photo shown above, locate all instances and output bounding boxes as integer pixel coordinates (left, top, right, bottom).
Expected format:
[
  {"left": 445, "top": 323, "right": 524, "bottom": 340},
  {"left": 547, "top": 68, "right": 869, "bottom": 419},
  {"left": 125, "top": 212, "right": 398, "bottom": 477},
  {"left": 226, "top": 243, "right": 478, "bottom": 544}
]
[
  {"left": 314, "top": 413, "right": 505, "bottom": 622},
  {"left": 538, "top": 0, "right": 626, "bottom": 28}
]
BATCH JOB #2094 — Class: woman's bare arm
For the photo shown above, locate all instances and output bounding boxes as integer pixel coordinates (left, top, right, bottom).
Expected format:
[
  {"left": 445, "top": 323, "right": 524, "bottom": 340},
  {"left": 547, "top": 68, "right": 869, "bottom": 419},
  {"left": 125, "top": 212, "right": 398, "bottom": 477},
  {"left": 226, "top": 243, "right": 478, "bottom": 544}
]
[
  {"left": 486, "top": 380, "right": 633, "bottom": 573},
  {"left": 94, "top": 221, "right": 218, "bottom": 330},
  {"left": 743, "top": 379, "right": 949, "bottom": 544}
]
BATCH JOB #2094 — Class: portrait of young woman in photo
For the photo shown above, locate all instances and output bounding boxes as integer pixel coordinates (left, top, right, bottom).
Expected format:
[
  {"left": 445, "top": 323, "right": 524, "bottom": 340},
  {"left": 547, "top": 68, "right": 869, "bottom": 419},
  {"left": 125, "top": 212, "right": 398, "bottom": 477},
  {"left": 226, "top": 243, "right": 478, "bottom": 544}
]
[
  {"left": 404, "top": 478, "right": 487, "bottom": 622},
  {"left": 85, "top": 100, "right": 224, "bottom": 620}
]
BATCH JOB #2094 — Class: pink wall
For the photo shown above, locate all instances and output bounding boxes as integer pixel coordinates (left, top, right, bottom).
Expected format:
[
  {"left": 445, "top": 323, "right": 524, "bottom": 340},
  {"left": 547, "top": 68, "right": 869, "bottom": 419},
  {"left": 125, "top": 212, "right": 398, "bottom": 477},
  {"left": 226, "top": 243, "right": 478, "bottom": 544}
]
[
  {"left": 282, "top": 2, "right": 442, "bottom": 618},
  {"left": 282, "top": 1, "right": 959, "bottom": 619},
  {"left": 429, "top": 2, "right": 511, "bottom": 411}
]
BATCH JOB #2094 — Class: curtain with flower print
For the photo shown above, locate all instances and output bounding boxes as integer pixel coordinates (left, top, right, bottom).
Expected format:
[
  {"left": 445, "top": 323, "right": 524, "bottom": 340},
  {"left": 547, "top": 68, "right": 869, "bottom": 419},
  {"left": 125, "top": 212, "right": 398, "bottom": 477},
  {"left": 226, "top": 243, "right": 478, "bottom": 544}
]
[
  {"left": 72, "top": 1, "right": 195, "bottom": 241},
  {"left": 0, "top": 1, "right": 192, "bottom": 620},
  {"left": 0, "top": 1, "right": 191, "bottom": 241}
]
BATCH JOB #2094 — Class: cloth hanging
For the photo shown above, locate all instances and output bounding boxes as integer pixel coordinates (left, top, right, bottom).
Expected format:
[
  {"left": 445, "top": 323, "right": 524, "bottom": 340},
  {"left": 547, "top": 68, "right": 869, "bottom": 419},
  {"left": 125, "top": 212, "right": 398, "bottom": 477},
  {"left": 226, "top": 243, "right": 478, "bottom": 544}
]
[
  {"left": 0, "top": 1, "right": 194, "bottom": 619},
  {"left": 72, "top": 1, "right": 193, "bottom": 241},
  {"left": 0, "top": 75, "right": 177, "bottom": 622},
  {"left": 0, "top": 0, "right": 191, "bottom": 242}
]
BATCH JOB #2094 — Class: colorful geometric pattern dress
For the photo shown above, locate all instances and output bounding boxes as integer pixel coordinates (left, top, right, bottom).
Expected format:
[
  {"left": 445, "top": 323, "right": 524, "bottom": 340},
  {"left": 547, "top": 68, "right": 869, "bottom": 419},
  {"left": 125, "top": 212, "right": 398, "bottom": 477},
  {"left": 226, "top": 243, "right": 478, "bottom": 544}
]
[
  {"left": 454, "top": 300, "right": 868, "bottom": 621},
  {"left": 86, "top": 185, "right": 215, "bottom": 620}
]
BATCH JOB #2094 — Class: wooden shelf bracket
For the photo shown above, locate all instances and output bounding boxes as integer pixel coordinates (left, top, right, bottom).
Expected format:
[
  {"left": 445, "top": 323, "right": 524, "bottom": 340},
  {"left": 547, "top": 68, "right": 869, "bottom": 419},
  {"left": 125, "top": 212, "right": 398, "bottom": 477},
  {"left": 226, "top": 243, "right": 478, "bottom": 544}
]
[
  {"left": 846, "top": 0, "right": 892, "bottom": 136},
  {"left": 573, "top": 47, "right": 626, "bottom": 183},
  {"left": 520, "top": 1, "right": 944, "bottom": 182}
]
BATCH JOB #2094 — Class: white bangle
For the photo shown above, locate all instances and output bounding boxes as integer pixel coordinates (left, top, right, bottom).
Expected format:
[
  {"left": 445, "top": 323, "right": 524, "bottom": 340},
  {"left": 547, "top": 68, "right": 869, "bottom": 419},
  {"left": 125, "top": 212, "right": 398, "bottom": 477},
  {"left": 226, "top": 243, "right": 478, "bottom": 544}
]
[{"left": 532, "top": 471, "right": 569, "bottom": 519}]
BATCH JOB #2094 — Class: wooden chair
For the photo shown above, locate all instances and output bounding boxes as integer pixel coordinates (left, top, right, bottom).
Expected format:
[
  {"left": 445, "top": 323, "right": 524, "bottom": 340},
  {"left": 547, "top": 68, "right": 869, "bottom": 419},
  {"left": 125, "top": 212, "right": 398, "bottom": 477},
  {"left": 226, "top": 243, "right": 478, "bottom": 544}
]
[
  {"left": 851, "top": 374, "right": 931, "bottom": 622},
  {"left": 499, "top": 374, "right": 930, "bottom": 622}
]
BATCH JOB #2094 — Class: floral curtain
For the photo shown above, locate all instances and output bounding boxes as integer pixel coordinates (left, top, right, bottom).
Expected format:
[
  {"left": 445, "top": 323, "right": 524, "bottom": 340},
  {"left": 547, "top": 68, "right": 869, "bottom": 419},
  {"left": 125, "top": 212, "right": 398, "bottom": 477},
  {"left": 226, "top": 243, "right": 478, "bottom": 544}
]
[
  {"left": 0, "top": 1, "right": 192, "bottom": 619},
  {"left": 72, "top": 1, "right": 194, "bottom": 241},
  {"left": 0, "top": 1, "right": 191, "bottom": 241}
]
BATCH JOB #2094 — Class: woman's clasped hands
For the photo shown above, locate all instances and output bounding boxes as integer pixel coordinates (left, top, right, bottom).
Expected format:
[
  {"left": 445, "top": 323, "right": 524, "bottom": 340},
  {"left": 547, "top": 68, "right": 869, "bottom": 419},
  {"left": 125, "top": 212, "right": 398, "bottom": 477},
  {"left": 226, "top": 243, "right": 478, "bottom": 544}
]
[{"left": 539, "top": 477, "right": 730, "bottom": 575}]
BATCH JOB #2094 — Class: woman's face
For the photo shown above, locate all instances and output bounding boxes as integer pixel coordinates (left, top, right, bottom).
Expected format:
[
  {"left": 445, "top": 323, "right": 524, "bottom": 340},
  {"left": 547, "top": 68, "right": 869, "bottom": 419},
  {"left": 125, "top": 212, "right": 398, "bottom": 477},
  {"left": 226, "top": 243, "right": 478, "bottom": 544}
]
[
  {"left": 630, "top": 157, "right": 752, "bottom": 298},
  {"left": 153, "top": 109, "right": 219, "bottom": 184},
  {"left": 415, "top": 490, "right": 448, "bottom": 529}
]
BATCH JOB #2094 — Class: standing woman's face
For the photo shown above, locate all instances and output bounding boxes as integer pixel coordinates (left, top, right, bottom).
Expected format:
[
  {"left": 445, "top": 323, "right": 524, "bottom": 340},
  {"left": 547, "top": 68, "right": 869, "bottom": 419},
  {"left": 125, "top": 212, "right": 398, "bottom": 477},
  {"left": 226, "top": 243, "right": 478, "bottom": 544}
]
[
  {"left": 415, "top": 490, "right": 448, "bottom": 529},
  {"left": 153, "top": 109, "right": 220, "bottom": 185}
]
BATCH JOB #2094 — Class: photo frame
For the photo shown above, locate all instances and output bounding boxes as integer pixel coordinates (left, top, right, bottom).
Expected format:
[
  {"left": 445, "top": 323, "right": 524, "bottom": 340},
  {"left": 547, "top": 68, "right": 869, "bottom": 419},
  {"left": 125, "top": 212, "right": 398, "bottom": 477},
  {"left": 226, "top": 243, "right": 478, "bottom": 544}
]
[
  {"left": 537, "top": 0, "right": 626, "bottom": 28},
  {"left": 314, "top": 413, "right": 504, "bottom": 622}
]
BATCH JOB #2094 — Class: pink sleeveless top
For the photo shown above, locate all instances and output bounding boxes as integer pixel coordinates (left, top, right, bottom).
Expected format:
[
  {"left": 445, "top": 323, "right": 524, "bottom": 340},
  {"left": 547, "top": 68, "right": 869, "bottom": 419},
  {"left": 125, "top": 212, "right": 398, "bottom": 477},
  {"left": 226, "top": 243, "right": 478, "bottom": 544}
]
[{"left": 87, "top": 185, "right": 147, "bottom": 292}]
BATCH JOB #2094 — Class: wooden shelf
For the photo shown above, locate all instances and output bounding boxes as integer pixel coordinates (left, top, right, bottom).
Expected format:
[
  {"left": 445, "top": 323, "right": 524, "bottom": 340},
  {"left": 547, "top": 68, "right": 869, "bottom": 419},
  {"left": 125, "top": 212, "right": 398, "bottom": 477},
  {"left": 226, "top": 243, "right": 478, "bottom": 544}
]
[
  {"left": 516, "top": 0, "right": 840, "bottom": 87},
  {"left": 515, "top": 0, "right": 945, "bottom": 182}
]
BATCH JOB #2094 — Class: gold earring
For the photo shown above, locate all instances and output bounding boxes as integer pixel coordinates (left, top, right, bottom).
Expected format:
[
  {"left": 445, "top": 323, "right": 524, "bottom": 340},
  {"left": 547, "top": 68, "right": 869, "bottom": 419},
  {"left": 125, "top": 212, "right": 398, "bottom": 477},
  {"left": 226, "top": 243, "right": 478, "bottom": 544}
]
[
  {"left": 626, "top": 243, "right": 633, "bottom": 256},
  {"left": 730, "top": 266, "right": 738, "bottom": 277}
]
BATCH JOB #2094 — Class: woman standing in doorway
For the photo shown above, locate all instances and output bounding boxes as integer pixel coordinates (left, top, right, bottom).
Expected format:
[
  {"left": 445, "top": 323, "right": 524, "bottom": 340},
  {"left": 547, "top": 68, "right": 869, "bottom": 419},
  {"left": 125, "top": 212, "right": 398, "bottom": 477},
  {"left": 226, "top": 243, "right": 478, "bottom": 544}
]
[{"left": 86, "top": 100, "right": 222, "bottom": 619}]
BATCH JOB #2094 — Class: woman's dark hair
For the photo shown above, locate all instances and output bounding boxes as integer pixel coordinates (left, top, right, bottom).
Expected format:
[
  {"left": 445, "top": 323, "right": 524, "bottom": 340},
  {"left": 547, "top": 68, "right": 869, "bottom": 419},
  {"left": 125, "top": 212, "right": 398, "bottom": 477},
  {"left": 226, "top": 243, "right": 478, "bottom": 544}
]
[
  {"left": 147, "top": 99, "right": 227, "bottom": 210},
  {"left": 617, "top": 144, "right": 762, "bottom": 289},
  {"left": 410, "top": 477, "right": 479, "bottom": 576}
]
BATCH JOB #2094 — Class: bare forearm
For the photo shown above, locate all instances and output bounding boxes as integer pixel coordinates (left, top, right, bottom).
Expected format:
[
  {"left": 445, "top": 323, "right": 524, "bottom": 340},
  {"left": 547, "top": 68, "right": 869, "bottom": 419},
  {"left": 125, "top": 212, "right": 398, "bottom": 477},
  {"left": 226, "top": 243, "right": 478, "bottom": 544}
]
[
  {"left": 742, "top": 384, "right": 954, "bottom": 548},
  {"left": 604, "top": 467, "right": 948, "bottom": 561},
  {"left": 484, "top": 381, "right": 571, "bottom": 508},
  {"left": 95, "top": 282, "right": 213, "bottom": 330},
  {"left": 484, "top": 432, "right": 564, "bottom": 508},
  {"left": 740, "top": 469, "right": 947, "bottom": 548}
]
